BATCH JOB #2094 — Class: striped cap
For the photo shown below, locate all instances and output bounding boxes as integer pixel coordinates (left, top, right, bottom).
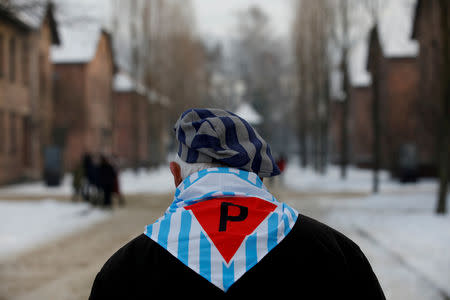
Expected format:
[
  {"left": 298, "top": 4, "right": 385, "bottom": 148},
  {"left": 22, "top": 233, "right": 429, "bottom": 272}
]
[{"left": 174, "top": 108, "right": 280, "bottom": 177}]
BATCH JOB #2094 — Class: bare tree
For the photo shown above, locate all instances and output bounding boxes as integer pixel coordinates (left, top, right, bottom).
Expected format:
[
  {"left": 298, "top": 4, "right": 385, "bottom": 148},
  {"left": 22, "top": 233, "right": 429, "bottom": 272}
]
[
  {"left": 436, "top": 0, "right": 449, "bottom": 214},
  {"left": 363, "top": 0, "right": 386, "bottom": 193},
  {"left": 292, "top": 0, "right": 336, "bottom": 172},
  {"left": 231, "top": 5, "right": 289, "bottom": 149}
]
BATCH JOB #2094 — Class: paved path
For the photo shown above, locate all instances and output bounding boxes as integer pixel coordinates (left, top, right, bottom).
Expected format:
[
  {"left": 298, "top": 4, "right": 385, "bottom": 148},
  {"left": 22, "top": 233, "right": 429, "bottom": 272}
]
[{"left": 0, "top": 188, "right": 445, "bottom": 300}]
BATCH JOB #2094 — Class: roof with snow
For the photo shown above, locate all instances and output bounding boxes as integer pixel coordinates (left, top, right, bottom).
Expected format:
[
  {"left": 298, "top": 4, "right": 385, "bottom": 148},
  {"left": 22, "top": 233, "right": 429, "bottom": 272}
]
[
  {"left": 377, "top": 0, "right": 418, "bottom": 57},
  {"left": 350, "top": 0, "right": 418, "bottom": 86},
  {"left": 114, "top": 72, "right": 136, "bottom": 93},
  {"left": 51, "top": 24, "right": 104, "bottom": 64},
  {"left": 113, "top": 71, "right": 172, "bottom": 107},
  {"left": 234, "top": 102, "right": 262, "bottom": 125},
  {"left": 50, "top": 0, "right": 114, "bottom": 64},
  {"left": 0, "top": 1, "right": 60, "bottom": 44}
]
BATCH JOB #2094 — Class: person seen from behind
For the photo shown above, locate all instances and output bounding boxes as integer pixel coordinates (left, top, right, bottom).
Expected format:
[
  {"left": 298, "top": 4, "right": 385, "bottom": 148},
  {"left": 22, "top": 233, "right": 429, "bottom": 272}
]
[
  {"left": 89, "top": 108, "right": 386, "bottom": 299},
  {"left": 98, "top": 155, "right": 116, "bottom": 208}
]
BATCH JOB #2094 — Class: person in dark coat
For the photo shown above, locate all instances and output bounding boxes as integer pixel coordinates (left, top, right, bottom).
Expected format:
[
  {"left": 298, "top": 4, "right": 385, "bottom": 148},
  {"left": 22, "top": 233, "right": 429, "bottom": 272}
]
[
  {"left": 82, "top": 153, "right": 94, "bottom": 202},
  {"left": 98, "top": 155, "right": 116, "bottom": 208},
  {"left": 71, "top": 160, "right": 84, "bottom": 202},
  {"left": 89, "top": 108, "right": 385, "bottom": 299}
]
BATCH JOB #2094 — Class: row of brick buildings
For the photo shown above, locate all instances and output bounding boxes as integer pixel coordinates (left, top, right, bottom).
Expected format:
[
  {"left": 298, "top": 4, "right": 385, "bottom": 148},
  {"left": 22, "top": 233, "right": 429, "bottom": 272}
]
[
  {"left": 0, "top": 3, "right": 169, "bottom": 185},
  {"left": 332, "top": 0, "right": 448, "bottom": 177}
]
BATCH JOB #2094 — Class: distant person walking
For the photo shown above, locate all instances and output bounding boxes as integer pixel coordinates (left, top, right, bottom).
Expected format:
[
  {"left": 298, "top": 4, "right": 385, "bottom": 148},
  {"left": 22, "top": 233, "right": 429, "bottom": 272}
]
[
  {"left": 111, "top": 154, "right": 125, "bottom": 206},
  {"left": 82, "top": 154, "right": 94, "bottom": 202},
  {"left": 71, "top": 159, "right": 84, "bottom": 202},
  {"left": 98, "top": 155, "right": 116, "bottom": 208}
]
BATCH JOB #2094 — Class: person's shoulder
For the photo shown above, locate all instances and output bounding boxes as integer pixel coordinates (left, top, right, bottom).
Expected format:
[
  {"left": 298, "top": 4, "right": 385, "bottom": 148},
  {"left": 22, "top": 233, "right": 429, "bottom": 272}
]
[
  {"left": 89, "top": 234, "right": 158, "bottom": 299},
  {"left": 96, "top": 234, "right": 156, "bottom": 275},
  {"left": 289, "top": 213, "right": 364, "bottom": 259}
]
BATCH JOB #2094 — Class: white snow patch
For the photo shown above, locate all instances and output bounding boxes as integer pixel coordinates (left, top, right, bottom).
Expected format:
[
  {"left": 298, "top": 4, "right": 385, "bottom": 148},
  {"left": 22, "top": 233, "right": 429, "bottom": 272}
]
[
  {"left": 51, "top": 24, "right": 102, "bottom": 64},
  {"left": 284, "top": 160, "right": 450, "bottom": 298},
  {"left": 0, "top": 199, "right": 109, "bottom": 260},
  {"left": 234, "top": 102, "right": 262, "bottom": 125},
  {"left": 284, "top": 161, "right": 437, "bottom": 194},
  {"left": 119, "top": 166, "right": 174, "bottom": 195},
  {"left": 0, "top": 166, "right": 174, "bottom": 197},
  {"left": 114, "top": 72, "right": 136, "bottom": 92},
  {"left": 324, "top": 193, "right": 450, "bottom": 297}
]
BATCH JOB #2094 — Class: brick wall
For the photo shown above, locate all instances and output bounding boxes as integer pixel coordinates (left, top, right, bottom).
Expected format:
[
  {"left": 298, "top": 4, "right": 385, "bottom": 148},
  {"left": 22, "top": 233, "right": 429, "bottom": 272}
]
[
  {"left": 0, "top": 19, "right": 33, "bottom": 184},
  {"left": 53, "top": 33, "right": 114, "bottom": 171},
  {"left": 112, "top": 91, "right": 151, "bottom": 168},
  {"left": 350, "top": 86, "right": 373, "bottom": 167},
  {"left": 112, "top": 91, "right": 135, "bottom": 167},
  {"left": 53, "top": 63, "right": 86, "bottom": 170},
  {"left": 412, "top": 0, "right": 450, "bottom": 174}
]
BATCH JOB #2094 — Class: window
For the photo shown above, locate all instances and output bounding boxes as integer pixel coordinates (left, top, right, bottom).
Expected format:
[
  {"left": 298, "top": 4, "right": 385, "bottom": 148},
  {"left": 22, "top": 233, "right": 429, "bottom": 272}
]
[
  {"left": 9, "top": 37, "right": 16, "bottom": 82},
  {"left": 10, "top": 113, "right": 17, "bottom": 154},
  {"left": 22, "top": 39, "right": 29, "bottom": 85},
  {"left": 0, "top": 34, "right": 4, "bottom": 78},
  {"left": 0, "top": 112, "right": 4, "bottom": 153}
]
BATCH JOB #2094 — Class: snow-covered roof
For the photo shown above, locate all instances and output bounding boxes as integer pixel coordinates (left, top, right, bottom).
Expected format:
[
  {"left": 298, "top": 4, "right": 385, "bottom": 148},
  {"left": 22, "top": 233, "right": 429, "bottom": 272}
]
[
  {"left": 349, "top": 0, "right": 418, "bottom": 86},
  {"left": 234, "top": 102, "right": 262, "bottom": 125},
  {"left": 350, "top": 40, "right": 372, "bottom": 87},
  {"left": 51, "top": 24, "right": 102, "bottom": 63},
  {"left": 1, "top": 0, "right": 60, "bottom": 44},
  {"left": 50, "top": 0, "right": 110, "bottom": 63},
  {"left": 113, "top": 71, "right": 171, "bottom": 107},
  {"left": 114, "top": 72, "right": 148, "bottom": 96},
  {"left": 6, "top": 0, "right": 47, "bottom": 29},
  {"left": 113, "top": 72, "right": 136, "bottom": 92},
  {"left": 378, "top": 0, "right": 418, "bottom": 57}
]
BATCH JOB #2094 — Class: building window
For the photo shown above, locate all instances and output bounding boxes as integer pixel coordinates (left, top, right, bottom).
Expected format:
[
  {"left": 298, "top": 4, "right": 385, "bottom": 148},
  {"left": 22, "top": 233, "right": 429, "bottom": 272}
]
[
  {"left": 0, "top": 34, "right": 4, "bottom": 78},
  {"left": 9, "top": 37, "right": 16, "bottom": 82},
  {"left": 22, "top": 39, "right": 29, "bottom": 85},
  {"left": 39, "top": 54, "right": 46, "bottom": 97},
  {"left": 10, "top": 113, "right": 17, "bottom": 155},
  {"left": 0, "top": 112, "right": 4, "bottom": 153}
]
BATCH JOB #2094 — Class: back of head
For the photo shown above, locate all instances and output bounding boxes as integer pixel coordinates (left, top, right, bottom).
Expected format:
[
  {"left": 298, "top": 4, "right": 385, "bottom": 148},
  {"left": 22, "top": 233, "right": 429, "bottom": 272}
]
[{"left": 173, "top": 108, "right": 280, "bottom": 179}]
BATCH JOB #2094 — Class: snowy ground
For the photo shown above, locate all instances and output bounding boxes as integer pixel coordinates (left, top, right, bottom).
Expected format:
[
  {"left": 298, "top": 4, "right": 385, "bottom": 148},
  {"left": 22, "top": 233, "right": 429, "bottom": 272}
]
[
  {"left": 0, "top": 200, "right": 109, "bottom": 260},
  {"left": 285, "top": 162, "right": 450, "bottom": 299},
  {"left": 0, "top": 165, "right": 173, "bottom": 197},
  {"left": 0, "top": 161, "right": 448, "bottom": 299}
]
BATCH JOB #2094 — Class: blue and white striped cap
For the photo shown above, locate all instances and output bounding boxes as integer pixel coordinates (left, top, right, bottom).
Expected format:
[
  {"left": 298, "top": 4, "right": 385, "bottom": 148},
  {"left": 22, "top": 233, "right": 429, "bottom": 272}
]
[{"left": 174, "top": 108, "right": 280, "bottom": 177}]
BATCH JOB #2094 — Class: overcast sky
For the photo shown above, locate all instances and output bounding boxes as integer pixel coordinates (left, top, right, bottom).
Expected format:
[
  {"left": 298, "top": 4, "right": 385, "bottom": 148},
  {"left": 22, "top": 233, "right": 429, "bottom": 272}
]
[{"left": 192, "top": 0, "right": 293, "bottom": 41}]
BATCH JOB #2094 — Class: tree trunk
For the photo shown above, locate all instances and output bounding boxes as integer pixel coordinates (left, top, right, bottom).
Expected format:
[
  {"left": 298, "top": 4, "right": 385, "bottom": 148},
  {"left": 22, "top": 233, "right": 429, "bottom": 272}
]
[
  {"left": 340, "top": 51, "right": 350, "bottom": 179},
  {"left": 436, "top": 0, "right": 449, "bottom": 214},
  {"left": 321, "top": 75, "right": 331, "bottom": 174},
  {"left": 372, "top": 63, "right": 381, "bottom": 194}
]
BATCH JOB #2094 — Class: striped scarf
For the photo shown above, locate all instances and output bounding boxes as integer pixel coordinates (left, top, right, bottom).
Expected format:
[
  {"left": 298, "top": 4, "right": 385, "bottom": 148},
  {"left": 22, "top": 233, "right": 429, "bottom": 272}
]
[{"left": 144, "top": 167, "right": 299, "bottom": 292}]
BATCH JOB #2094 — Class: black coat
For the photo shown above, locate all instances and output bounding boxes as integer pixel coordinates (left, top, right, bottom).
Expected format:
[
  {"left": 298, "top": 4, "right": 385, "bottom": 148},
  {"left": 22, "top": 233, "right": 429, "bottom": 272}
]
[
  {"left": 89, "top": 214, "right": 385, "bottom": 299},
  {"left": 98, "top": 162, "right": 116, "bottom": 189}
]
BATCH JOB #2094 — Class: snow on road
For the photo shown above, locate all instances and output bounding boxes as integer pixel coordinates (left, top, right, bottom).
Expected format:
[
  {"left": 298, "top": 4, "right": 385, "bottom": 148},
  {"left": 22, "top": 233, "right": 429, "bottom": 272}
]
[
  {"left": 0, "top": 200, "right": 109, "bottom": 260},
  {"left": 0, "top": 161, "right": 448, "bottom": 299},
  {"left": 0, "top": 166, "right": 173, "bottom": 197},
  {"left": 285, "top": 162, "right": 450, "bottom": 299}
]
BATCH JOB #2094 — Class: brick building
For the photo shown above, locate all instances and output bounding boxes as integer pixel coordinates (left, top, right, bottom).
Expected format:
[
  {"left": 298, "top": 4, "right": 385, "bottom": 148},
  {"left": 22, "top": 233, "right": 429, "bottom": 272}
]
[
  {"left": 367, "top": 25, "right": 434, "bottom": 174},
  {"left": 350, "top": 85, "right": 373, "bottom": 167},
  {"left": 411, "top": 0, "right": 450, "bottom": 175},
  {"left": 112, "top": 72, "right": 150, "bottom": 168},
  {"left": 52, "top": 28, "right": 115, "bottom": 171},
  {"left": 329, "top": 1, "right": 440, "bottom": 177},
  {"left": 0, "top": 3, "right": 59, "bottom": 184}
]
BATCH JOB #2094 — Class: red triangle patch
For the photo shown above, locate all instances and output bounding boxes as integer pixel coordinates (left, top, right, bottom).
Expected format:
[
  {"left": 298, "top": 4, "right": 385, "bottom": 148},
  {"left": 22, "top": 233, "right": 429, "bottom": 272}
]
[{"left": 185, "top": 197, "right": 277, "bottom": 263}]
